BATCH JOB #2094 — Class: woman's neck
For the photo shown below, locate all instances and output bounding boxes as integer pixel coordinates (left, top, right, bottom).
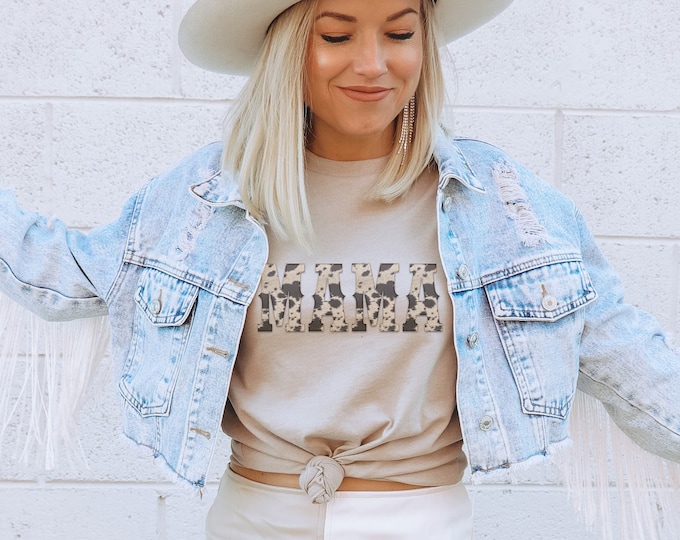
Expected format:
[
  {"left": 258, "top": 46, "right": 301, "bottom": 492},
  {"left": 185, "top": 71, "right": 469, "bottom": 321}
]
[{"left": 306, "top": 125, "right": 395, "bottom": 161}]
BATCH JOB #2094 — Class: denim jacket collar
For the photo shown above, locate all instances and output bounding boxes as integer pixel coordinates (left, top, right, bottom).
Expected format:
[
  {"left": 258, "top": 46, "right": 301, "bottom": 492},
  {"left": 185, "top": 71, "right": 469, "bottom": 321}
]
[
  {"left": 188, "top": 168, "right": 243, "bottom": 207},
  {"left": 189, "top": 129, "right": 485, "bottom": 207},
  {"left": 432, "top": 130, "right": 485, "bottom": 193}
]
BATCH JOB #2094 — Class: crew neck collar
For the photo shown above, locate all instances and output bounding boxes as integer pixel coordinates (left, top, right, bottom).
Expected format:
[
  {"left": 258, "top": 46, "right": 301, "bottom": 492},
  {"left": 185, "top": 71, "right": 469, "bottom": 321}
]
[{"left": 305, "top": 151, "right": 389, "bottom": 178}]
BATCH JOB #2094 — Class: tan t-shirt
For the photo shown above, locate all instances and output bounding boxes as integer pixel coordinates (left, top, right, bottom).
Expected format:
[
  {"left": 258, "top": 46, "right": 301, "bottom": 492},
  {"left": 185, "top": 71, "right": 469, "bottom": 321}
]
[{"left": 222, "top": 152, "right": 465, "bottom": 486}]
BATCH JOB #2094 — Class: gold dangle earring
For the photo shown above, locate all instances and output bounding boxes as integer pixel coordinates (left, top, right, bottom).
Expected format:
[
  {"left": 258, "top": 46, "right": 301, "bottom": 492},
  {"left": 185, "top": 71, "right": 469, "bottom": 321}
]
[{"left": 397, "top": 95, "right": 416, "bottom": 166}]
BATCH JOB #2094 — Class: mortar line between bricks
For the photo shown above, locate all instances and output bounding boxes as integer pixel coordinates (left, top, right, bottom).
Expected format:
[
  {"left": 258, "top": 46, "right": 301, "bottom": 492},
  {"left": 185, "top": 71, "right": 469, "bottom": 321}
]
[
  {"left": 0, "top": 480, "right": 221, "bottom": 490},
  {"left": 467, "top": 483, "right": 680, "bottom": 494},
  {"left": 171, "top": 0, "right": 184, "bottom": 98},
  {"left": 465, "top": 483, "right": 636, "bottom": 493},
  {"left": 670, "top": 245, "right": 680, "bottom": 337},
  {"left": 44, "top": 102, "right": 55, "bottom": 215},
  {"left": 554, "top": 109, "right": 564, "bottom": 191},
  {"left": 0, "top": 96, "right": 236, "bottom": 106},
  {"left": 1, "top": 96, "right": 680, "bottom": 117},
  {"left": 465, "top": 484, "right": 572, "bottom": 493},
  {"left": 449, "top": 105, "right": 680, "bottom": 117},
  {"left": 594, "top": 235, "right": 680, "bottom": 245}
]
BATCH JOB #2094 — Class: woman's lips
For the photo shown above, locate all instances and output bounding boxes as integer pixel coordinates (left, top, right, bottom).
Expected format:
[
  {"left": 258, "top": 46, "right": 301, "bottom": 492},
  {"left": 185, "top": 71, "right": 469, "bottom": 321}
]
[{"left": 339, "top": 86, "right": 392, "bottom": 102}]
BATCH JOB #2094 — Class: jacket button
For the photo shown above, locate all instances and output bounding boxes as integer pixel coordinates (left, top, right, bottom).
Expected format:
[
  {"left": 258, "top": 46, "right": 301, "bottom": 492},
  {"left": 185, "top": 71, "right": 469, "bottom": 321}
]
[
  {"left": 479, "top": 416, "right": 495, "bottom": 431},
  {"left": 466, "top": 332, "right": 479, "bottom": 349},
  {"left": 442, "top": 196, "right": 453, "bottom": 213},
  {"left": 457, "top": 264, "right": 469, "bottom": 280},
  {"left": 541, "top": 294, "right": 558, "bottom": 312},
  {"left": 150, "top": 299, "right": 162, "bottom": 315}
]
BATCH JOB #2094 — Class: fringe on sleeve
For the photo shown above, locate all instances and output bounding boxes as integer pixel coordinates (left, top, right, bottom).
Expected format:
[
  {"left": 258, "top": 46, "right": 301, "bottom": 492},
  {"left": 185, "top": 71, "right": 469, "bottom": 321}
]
[
  {"left": 0, "top": 293, "right": 110, "bottom": 469},
  {"left": 557, "top": 390, "right": 680, "bottom": 540}
]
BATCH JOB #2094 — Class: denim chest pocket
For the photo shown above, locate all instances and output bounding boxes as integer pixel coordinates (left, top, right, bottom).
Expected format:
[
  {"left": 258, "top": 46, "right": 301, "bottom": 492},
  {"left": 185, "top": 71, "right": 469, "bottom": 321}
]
[
  {"left": 484, "top": 260, "right": 597, "bottom": 419},
  {"left": 119, "top": 267, "right": 200, "bottom": 417}
]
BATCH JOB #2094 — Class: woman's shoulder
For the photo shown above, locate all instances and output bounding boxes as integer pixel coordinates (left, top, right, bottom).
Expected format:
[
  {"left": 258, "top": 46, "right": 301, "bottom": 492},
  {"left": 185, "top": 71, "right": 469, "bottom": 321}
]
[
  {"left": 437, "top": 133, "right": 570, "bottom": 203},
  {"left": 444, "top": 135, "right": 539, "bottom": 182},
  {"left": 136, "top": 141, "right": 243, "bottom": 212},
  {"left": 127, "top": 142, "right": 232, "bottom": 236},
  {"left": 151, "top": 141, "right": 225, "bottom": 189}
]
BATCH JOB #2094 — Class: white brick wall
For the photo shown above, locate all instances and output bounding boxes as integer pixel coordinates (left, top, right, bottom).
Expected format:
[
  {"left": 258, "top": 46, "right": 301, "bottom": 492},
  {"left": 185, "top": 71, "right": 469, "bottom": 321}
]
[{"left": 1, "top": 0, "right": 678, "bottom": 538}]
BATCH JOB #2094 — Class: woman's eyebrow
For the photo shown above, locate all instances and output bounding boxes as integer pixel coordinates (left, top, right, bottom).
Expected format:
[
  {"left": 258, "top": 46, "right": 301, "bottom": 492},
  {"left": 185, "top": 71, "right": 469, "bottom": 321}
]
[
  {"left": 386, "top": 8, "right": 419, "bottom": 22},
  {"left": 315, "top": 11, "right": 356, "bottom": 23},
  {"left": 315, "top": 8, "right": 419, "bottom": 23}
]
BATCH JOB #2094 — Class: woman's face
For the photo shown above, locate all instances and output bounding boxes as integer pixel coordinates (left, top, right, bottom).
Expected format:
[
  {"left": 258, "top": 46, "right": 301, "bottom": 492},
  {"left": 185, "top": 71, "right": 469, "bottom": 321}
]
[{"left": 305, "top": 0, "right": 424, "bottom": 160}]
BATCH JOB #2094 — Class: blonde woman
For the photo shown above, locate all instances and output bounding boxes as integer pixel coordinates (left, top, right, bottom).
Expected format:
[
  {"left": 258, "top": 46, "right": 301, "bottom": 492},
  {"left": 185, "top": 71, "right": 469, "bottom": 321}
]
[{"left": 1, "top": 0, "right": 679, "bottom": 538}]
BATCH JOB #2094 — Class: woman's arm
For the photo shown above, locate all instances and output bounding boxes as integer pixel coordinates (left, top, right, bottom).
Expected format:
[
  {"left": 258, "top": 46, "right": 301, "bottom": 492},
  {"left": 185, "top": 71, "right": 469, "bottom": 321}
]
[
  {"left": 0, "top": 188, "right": 137, "bottom": 320},
  {"left": 575, "top": 205, "right": 680, "bottom": 462}
]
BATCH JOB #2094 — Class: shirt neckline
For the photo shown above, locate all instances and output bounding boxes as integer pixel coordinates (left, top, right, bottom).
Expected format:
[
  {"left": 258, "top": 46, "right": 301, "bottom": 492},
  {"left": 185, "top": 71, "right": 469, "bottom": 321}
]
[{"left": 305, "top": 150, "right": 390, "bottom": 178}]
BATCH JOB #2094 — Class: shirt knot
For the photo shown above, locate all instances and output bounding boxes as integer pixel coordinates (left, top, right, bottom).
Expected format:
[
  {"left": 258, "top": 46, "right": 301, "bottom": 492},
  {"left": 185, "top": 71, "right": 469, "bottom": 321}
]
[{"left": 299, "top": 456, "right": 345, "bottom": 504}]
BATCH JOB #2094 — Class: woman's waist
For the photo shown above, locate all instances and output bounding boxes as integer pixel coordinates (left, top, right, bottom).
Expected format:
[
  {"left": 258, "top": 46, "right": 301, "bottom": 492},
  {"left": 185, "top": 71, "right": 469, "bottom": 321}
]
[{"left": 229, "top": 463, "right": 426, "bottom": 492}]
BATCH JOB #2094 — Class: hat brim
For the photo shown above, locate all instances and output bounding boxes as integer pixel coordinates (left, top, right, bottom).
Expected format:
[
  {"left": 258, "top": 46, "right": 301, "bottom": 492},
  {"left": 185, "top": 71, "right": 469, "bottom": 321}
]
[{"left": 179, "top": 0, "right": 513, "bottom": 75}]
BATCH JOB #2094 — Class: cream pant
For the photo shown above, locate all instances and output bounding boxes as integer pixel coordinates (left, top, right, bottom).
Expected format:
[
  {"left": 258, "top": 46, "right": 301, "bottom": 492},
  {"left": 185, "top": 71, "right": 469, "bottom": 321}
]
[{"left": 206, "top": 468, "right": 473, "bottom": 539}]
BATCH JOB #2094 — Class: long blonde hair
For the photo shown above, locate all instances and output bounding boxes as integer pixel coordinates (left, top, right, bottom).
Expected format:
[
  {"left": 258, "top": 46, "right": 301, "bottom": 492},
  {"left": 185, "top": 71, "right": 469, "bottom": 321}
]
[{"left": 223, "top": 0, "right": 444, "bottom": 249}]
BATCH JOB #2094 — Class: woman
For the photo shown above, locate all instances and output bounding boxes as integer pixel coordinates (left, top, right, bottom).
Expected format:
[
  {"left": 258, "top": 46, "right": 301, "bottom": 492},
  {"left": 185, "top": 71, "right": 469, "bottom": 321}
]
[{"left": 0, "top": 0, "right": 678, "bottom": 538}]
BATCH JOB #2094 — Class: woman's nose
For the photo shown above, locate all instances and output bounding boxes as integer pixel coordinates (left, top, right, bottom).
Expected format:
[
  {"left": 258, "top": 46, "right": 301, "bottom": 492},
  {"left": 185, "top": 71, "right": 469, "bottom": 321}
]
[{"left": 353, "top": 37, "right": 387, "bottom": 78}]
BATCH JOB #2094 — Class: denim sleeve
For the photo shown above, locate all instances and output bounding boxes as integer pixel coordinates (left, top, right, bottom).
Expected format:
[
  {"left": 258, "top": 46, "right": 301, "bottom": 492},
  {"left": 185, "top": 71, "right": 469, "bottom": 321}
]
[
  {"left": 0, "top": 188, "right": 136, "bottom": 321},
  {"left": 575, "top": 206, "right": 680, "bottom": 463}
]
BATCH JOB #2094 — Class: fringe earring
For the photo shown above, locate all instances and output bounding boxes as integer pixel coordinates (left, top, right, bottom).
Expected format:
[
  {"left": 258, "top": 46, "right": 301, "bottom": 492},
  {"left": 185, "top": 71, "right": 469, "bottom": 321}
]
[{"left": 397, "top": 95, "right": 416, "bottom": 166}]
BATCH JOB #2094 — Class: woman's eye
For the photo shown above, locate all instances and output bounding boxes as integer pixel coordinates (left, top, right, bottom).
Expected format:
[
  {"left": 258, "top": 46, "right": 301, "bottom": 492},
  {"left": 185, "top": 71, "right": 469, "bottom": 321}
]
[
  {"left": 387, "top": 31, "right": 415, "bottom": 41},
  {"left": 321, "top": 35, "right": 349, "bottom": 44}
]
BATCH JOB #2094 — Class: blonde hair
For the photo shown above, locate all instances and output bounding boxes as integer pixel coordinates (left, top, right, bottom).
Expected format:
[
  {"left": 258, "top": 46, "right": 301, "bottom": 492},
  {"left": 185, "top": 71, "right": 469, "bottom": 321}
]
[{"left": 223, "top": 0, "right": 444, "bottom": 249}]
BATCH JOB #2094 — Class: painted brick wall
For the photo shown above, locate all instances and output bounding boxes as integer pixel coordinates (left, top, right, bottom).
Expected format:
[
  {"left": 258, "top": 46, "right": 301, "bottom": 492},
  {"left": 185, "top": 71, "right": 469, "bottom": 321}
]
[{"left": 0, "top": 0, "right": 678, "bottom": 538}]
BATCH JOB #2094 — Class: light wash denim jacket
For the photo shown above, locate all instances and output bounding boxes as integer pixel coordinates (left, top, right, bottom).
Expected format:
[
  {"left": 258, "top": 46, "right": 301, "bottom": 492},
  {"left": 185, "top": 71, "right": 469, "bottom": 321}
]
[{"left": 1, "top": 133, "right": 679, "bottom": 489}]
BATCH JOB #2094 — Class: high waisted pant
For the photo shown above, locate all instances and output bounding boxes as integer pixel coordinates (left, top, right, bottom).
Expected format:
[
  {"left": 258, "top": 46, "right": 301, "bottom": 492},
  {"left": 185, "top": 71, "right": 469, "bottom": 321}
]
[{"left": 206, "top": 468, "right": 473, "bottom": 539}]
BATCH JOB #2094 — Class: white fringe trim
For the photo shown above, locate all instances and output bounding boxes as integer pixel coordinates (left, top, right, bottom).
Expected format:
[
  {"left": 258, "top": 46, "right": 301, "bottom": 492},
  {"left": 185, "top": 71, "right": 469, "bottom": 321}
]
[
  {"left": 558, "top": 391, "right": 680, "bottom": 540},
  {"left": 466, "top": 392, "right": 679, "bottom": 538},
  {"left": 0, "top": 294, "right": 110, "bottom": 469}
]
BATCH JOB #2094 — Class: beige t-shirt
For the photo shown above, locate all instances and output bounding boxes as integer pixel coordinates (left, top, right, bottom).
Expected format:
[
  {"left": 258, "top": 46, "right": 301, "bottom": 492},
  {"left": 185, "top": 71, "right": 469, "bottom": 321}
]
[{"left": 222, "top": 152, "right": 465, "bottom": 486}]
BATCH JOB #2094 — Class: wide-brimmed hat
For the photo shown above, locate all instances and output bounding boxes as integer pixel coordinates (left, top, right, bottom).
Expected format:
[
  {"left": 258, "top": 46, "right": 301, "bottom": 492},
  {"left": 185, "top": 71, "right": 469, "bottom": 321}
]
[{"left": 179, "top": 0, "right": 513, "bottom": 75}]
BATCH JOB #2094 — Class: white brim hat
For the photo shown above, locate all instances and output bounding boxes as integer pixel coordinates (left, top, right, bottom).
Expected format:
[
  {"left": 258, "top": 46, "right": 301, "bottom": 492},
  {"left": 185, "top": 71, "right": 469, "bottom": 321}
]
[{"left": 179, "top": 0, "right": 514, "bottom": 75}]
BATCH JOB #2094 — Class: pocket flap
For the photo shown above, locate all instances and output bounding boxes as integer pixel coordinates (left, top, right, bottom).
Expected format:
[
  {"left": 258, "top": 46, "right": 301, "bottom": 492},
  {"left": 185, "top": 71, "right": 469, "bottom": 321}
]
[
  {"left": 485, "top": 260, "right": 597, "bottom": 322},
  {"left": 134, "top": 268, "right": 199, "bottom": 326}
]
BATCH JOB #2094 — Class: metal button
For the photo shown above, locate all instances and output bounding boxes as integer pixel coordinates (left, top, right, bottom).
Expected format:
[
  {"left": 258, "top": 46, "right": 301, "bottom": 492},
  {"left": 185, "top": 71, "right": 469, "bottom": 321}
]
[
  {"left": 466, "top": 332, "right": 479, "bottom": 349},
  {"left": 479, "top": 416, "right": 495, "bottom": 431},
  {"left": 150, "top": 299, "right": 162, "bottom": 315},
  {"left": 541, "top": 294, "right": 558, "bottom": 312},
  {"left": 442, "top": 196, "right": 453, "bottom": 213},
  {"left": 457, "top": 264, "right": 469, "bottom": 280}
]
